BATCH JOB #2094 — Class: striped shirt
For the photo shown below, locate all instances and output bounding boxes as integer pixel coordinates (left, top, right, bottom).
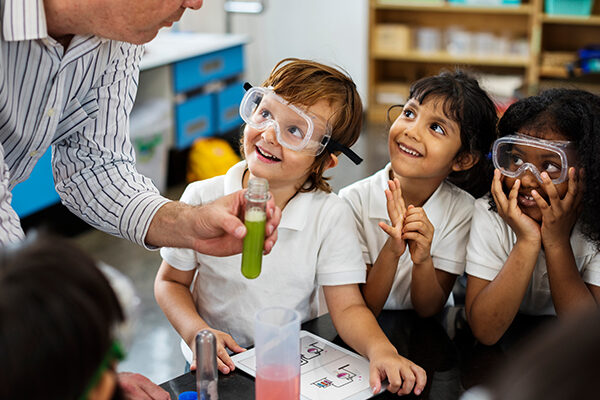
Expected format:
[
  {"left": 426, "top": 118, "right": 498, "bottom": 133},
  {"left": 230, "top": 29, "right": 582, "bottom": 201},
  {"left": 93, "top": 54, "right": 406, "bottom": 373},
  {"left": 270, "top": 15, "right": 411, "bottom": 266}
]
[{"left": 0, "top": 0, "right": 170, "bottom": 247}]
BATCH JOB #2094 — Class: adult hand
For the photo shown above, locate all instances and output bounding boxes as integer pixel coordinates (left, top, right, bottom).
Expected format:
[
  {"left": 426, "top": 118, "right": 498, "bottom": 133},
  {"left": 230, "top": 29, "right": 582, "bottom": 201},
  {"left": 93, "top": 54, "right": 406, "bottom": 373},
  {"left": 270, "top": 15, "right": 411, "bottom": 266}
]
[
  {"left": 533, "top": 168, "right": 583, "bottom": 248},
  {"left": 402, "top": 205, "right": 434, "bottom": 265},
  {"left": 117, "top": 372, "right": 170, "bottom": 400},
  {"left": 368, "top": 347, "right": 427, "bottom": 396},
  {"left": 378, "top": 178, "right": 407, "bottom": 257},
  {"left": 146, "top": 189, "right": 281, "bottom": 256},
  {"left": 491, "top": 170, "right": 540, "bottom": 244},
  {"left": 190, "top": 328, "right": 246, "bottom": 374}
]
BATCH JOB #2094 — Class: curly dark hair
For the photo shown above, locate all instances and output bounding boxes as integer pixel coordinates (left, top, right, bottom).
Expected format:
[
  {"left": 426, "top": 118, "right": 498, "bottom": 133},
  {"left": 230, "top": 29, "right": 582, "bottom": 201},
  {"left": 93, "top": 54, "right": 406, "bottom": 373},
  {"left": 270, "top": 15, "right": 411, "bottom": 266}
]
[
  {"left": 405, "top": 70, "right": 498, "bottom": 198},
  {"left": 493, "top": 88, "right": 600, "bottom": 249}
]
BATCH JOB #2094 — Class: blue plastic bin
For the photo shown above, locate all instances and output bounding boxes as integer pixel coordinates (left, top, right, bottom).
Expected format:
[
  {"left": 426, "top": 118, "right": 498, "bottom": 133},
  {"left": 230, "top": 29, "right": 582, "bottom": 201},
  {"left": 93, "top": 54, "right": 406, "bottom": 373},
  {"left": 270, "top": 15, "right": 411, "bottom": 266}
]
[{"left": 545, "top": 0, "right": 594, "bottom": 16}]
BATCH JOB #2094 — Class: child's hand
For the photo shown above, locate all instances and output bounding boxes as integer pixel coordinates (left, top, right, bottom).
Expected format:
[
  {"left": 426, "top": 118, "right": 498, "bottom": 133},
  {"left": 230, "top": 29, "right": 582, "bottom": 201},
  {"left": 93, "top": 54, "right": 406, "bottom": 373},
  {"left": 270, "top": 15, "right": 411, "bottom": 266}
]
[
  {"left": 190, "top": 329, "right": 246, "bottom": 374},
  {"left": 402, "top": 205, "right": 433, "bottom": 265},
  {"left": 533, "top": 168, "right": 583, "bottom": 248},
  {"left": 378, "top": 178, "right": 407, "bottom": 257},
  {"left": 368, "top": 347, "right": 427, "bottom": 396},
  {"left": 491, "top": 170, "right": 541, "bottom": 244}
]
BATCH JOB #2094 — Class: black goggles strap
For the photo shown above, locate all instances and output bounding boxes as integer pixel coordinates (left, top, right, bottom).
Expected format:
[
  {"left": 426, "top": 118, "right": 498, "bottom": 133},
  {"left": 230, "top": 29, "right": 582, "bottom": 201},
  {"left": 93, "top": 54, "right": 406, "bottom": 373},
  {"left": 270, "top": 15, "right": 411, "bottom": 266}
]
[{"left": 325, "top": 139, "right": 363, "bottom": 165}]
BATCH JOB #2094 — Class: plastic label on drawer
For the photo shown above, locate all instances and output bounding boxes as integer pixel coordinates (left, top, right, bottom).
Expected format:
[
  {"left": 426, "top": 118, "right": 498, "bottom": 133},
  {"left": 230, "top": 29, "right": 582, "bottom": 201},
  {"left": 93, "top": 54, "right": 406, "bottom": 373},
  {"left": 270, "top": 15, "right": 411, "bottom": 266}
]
[{"left": 186, "top": 118, "right": 208, "bottom": 136}]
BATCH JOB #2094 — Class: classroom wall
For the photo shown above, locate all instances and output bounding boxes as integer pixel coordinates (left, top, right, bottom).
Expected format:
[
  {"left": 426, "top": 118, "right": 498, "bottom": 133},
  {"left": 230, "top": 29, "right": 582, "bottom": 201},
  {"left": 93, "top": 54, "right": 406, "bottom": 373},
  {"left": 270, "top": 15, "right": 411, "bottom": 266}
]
[{"left": 178, "top": 0, "right": 369, "bottom": 107}]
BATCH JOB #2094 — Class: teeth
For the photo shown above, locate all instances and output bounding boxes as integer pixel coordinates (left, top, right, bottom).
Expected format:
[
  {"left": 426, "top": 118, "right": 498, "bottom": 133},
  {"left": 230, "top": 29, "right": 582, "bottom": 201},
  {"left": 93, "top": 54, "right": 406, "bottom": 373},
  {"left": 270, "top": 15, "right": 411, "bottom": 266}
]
[
  {"left": 257, "top": 146, "right": 280, "bottom": 161},
  {"left": 522, "top": 194, "right": 534, "bottom": 201},
  {"left": 398, "top": 143, "right": 421, "bottom": 157}
]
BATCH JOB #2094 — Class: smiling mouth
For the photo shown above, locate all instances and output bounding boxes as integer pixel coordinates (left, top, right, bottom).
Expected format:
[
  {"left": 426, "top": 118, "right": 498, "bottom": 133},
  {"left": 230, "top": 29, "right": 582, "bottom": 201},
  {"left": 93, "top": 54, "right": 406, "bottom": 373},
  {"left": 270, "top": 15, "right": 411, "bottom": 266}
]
[
  {"left": 397, "top": 143, "right": 422, "bottom": 157},
  {"left": 256, "top": 145, "right": 281, "bottom": 162}
]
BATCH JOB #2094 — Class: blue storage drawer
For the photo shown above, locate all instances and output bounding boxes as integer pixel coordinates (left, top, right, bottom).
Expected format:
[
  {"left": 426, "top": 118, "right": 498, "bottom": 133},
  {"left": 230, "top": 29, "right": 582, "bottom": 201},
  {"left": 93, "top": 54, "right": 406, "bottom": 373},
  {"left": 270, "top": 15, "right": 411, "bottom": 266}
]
[
  {"left": 12, "top": 148, "right": 60, "bottom": 217},
  {"left": 216, "top": 81, "right": 245, "bottom": 134},
  {"left": 175, "top": 93, "right": 215, "bottom": 149},
  {"left": 173, "top": 45, "right": 244, "bottom": 94}
]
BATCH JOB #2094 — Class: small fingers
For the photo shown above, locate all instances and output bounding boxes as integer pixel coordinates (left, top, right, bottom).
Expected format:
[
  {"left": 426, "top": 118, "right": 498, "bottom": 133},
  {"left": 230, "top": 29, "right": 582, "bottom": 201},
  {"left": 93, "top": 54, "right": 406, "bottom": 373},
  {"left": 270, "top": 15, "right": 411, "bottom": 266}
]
[
  {"left": 411, "top": 364, "right": 427, "bottom": 396},
  {"left": 397, "top": 367, "right": 416, "bottom": 396}
]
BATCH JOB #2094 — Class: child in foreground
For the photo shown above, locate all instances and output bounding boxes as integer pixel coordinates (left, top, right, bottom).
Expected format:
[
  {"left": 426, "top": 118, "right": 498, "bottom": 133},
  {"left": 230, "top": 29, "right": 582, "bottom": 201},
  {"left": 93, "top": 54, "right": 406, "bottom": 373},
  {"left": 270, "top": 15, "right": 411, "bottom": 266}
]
[
  {"left": 155, "top": 58, "right": 427, "bottom": 395},
  {"left": 0, "top": 235, "right": 129, "bottom": 400},
  {"left": 339, "top": 70, "right": 497, "bottom": 317},
  {"left": 465, "top": 89, "right": 600, "bottom": 345}
]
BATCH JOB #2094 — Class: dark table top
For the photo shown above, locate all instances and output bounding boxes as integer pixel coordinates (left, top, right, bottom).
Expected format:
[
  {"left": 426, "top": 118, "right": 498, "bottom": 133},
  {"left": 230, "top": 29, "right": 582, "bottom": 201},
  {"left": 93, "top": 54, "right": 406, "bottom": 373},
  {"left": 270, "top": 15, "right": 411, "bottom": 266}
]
[{"left": 159, "top": 308, "right": 556, "bottom": 400}]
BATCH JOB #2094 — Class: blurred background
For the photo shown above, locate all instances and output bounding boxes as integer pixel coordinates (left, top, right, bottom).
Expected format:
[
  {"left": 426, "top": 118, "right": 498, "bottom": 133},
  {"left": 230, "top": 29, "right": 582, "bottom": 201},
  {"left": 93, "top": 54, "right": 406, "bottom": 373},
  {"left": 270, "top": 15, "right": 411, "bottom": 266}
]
[{"left": 14, "top": 0, "right": 600, "bottom": 385}]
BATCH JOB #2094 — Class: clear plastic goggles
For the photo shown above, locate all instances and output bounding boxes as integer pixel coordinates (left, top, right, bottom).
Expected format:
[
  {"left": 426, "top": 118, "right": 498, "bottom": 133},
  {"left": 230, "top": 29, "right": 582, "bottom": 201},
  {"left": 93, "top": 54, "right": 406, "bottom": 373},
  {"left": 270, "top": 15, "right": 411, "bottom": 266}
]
[
  {"left": 239, "top": 86, "right": 332, "bottom": 156},
  {"left": 492, "top": 133, "right": 577, "bottom": 184}
]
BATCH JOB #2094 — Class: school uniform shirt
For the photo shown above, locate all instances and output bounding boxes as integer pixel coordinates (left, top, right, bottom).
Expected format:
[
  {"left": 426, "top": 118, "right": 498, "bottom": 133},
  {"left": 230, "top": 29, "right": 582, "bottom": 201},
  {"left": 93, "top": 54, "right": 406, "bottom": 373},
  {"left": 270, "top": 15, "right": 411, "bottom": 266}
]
[
  {"left": 339, "top": 163, "right": 474, "bottom": 310},
  {"left": 466, "top": 196, "right": 600, "bottom": 315},
  {"left": 160, "top": 161, "right": 366, "bottom": 352},
  {"left": 0, "top": 0, "right": 168, "bottom": 246}
]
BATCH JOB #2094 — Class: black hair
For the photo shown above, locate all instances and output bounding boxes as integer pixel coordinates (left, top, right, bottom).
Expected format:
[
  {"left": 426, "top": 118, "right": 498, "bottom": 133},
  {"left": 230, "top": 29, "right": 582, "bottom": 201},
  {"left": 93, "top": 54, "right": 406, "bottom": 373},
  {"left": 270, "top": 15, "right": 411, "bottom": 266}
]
[
  {"left": 0, "top": 234, "right": 124, "bottom": 400},
  {"left": 493, "top": 88, "right": 600, "bottom": 249},
  {"left": 408, "top": 70, "right": 498, "bottom": 198}
]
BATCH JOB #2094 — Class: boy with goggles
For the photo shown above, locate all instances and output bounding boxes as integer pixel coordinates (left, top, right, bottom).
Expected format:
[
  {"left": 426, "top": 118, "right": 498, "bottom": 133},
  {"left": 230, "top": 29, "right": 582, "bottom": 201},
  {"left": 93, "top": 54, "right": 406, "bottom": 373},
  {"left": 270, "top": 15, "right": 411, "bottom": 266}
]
[
  {"left": 492, "top": 133, "right": 577, "bottom": 185},
  {"left": 239, "top": 84, "right": 363, "bottom": 165},
  {"left": 157, "top": 58, "right": 427, "bottom": 396}
]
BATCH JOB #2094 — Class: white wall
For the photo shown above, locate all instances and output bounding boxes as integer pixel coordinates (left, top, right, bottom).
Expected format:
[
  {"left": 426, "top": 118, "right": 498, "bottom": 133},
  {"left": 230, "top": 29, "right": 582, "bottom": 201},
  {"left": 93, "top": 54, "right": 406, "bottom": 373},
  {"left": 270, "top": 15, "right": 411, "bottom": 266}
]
[{"left": 179, "top": 0, "right": 369, "bottom": 107}]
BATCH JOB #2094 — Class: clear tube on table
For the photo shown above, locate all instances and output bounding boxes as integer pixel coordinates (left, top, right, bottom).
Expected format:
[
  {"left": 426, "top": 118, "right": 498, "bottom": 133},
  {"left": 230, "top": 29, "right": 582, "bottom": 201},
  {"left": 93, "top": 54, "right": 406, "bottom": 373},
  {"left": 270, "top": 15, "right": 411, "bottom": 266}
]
[{"left": 196, "top": 329, "right": 218, "bottom": 400}]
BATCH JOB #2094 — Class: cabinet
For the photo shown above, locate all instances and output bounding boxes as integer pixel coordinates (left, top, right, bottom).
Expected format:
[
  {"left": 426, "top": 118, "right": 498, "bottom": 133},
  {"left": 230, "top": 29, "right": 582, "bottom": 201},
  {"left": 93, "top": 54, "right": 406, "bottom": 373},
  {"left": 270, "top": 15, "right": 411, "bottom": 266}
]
[{"left": 368, "top": 0, "right": 600, "bottom": 122}]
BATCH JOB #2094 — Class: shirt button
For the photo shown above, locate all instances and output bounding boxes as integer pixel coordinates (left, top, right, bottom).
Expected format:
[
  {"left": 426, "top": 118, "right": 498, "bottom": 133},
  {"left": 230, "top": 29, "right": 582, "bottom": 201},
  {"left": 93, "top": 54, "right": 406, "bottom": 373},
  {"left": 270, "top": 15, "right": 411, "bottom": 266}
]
[
  {"left": 47, "top": 108, "right": 55, "bottom": 117},
  {"left": 29, "top": 150, "right": 38, "bottom": 157}
]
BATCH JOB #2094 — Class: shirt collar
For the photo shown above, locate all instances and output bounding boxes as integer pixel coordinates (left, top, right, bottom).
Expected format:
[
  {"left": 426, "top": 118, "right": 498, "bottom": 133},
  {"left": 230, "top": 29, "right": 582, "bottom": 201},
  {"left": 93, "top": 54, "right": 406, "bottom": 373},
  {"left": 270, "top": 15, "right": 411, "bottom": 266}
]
[
  {"left": 224, "top": 161, "right": 310, "bottom": 231},
  {"left": 3, "top": 0, "right": 48, "bottom": 41},
  {"left": 368, "top": 163, "right": 445, "bottom": 226}
]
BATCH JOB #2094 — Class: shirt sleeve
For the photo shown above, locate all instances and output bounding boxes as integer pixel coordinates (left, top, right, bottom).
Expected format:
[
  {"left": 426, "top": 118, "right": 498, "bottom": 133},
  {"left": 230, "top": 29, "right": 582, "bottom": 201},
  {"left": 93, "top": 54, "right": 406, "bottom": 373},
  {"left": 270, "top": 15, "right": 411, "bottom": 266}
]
[
  {"left": 316, "top": 198, "right": 366, "bottom": 286},
  {"left": 431, "top": 192, "right": 474, "bottom": 276},
  {"left": 465, "top": 198, "right": 511, "bottom": 281},
  {"left": 339, "top": 185, "right": 372, "bottom": 265},
  {"left": 581, "top": 248, "right": 600, "bottom": 286},
  {"left": 52, "top": 42, "right": 169, "bottom": 249},
  {"left": 0, "top": 145, "right": 25, "bottom": 244}
]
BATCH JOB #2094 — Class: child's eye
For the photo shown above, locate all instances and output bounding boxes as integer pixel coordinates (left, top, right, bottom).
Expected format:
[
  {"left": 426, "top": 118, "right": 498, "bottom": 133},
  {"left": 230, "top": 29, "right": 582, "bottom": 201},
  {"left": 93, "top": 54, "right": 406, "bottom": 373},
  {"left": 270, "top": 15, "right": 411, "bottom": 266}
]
[
  {"left": 402, "top": 109, "right": 415, "bottom": 119},
  {"left": 511, "top": 154, "right": 524, "bottom": 166},
  {"left": 255, "top": 108, "right": 272, "bottom": 121},
  {"left": 288, "top": 126, "right": 305, "bottom": 139},
  {"left": 431, "top": 123, "right": 446, "bottom": 136},
  {"left": 542, "top": 162, "right": 561, "bottom": 175}
]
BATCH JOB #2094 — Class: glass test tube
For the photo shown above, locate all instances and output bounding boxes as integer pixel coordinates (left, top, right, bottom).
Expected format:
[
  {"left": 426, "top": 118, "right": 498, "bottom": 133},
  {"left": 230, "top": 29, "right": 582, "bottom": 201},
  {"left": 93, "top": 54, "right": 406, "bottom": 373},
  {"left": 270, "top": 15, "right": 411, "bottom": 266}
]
[
  {"left": 241, "top": 177, "right": 269, "bottom": 279},
  {"left": 196, "top": 330, "right": 218, "bottom": 400}
]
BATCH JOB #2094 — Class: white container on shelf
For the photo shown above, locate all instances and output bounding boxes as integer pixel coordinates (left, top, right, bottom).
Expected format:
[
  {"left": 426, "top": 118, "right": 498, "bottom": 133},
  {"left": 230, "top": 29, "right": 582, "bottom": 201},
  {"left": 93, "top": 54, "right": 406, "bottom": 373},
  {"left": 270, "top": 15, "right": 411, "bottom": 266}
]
[
  {"left": 129, "top": 99, "right": 172, "bottom": 193},
  {"left": 415, "top": 27, "right": 442, "bottom": 53}
]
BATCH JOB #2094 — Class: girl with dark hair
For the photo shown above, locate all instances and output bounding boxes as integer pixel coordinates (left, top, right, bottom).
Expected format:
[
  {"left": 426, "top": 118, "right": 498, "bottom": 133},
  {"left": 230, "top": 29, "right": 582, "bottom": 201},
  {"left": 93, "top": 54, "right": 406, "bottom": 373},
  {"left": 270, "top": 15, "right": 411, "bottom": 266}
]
[
  {"left": 340, "top": 70, "right": 498, "bottom": 318},
  {"left": 465, "top": 88, "right": 600, "bottom": 345},
  {"left": 0, "top": 234, "right": 127, "bottom": 400}
]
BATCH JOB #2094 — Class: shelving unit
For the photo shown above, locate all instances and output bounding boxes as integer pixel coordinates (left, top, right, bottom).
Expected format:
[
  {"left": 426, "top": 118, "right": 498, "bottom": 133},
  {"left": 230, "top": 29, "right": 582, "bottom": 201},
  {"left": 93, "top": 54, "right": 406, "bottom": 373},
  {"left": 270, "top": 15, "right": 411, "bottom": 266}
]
[{"left": 368, "top": 0, "right": 600, "bottom": 122}]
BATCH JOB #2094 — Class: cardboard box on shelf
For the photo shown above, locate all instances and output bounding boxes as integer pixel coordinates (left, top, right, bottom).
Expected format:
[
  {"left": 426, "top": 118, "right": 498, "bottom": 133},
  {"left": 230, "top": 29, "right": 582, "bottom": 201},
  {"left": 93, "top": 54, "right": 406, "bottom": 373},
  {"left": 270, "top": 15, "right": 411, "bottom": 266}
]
[{"left": 373, "top": 24, "right": 411, "bottom": 54}]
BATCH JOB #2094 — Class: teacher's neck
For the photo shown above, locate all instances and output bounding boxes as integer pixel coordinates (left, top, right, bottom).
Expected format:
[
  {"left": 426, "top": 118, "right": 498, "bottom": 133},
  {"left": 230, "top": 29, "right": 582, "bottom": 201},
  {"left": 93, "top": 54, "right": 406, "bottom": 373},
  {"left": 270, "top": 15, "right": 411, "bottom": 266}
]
[{"left": 44, "top": 0, "right": 86, "bottom": 49}]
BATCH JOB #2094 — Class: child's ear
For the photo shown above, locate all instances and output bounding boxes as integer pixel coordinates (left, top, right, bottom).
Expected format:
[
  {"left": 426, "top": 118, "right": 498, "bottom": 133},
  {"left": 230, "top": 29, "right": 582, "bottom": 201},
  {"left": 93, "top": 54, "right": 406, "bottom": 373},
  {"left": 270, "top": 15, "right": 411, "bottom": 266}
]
[
  {"left": 452, "top": 152, "right": 479, "bottom": 172},
  {"left": 324, "top": 154, "right": 339, "bottom": 171}
]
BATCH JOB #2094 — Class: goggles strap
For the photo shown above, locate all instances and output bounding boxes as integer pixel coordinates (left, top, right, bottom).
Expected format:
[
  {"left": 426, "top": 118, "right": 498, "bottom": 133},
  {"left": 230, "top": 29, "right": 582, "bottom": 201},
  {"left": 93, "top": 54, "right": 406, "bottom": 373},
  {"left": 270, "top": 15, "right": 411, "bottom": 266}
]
[
  {"left": 78, "top": 341, "right": 126, "bottom": 400},
  {"left": 326, "top": 139, "right": 363, "bottom": 165}
]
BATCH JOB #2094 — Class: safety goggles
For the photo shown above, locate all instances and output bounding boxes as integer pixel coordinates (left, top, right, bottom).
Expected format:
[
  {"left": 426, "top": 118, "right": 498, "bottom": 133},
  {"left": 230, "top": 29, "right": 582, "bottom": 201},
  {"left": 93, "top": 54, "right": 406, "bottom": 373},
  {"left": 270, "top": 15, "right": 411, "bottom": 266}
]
[
  {"left": 492, "top": 133, "right": 577, "bottom": 184},
  {"left": 240, "top": 84, "right": 363, "bottom": 165}
]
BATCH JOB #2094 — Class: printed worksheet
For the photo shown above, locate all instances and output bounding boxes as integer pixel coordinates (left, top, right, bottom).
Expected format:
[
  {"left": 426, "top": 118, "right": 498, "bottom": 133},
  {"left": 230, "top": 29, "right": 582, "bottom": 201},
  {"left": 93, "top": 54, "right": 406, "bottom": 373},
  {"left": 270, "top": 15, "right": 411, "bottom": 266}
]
[{"left": 232, "top": 330, "right": 385, "bottom": 400}]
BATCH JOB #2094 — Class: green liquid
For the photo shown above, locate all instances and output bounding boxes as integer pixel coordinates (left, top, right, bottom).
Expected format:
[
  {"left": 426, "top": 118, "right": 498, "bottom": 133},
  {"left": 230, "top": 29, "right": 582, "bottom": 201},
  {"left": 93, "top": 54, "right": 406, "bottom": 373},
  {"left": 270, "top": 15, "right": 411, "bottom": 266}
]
[{"left": 241, "top": 210, "right": 266, "bottom": 279}]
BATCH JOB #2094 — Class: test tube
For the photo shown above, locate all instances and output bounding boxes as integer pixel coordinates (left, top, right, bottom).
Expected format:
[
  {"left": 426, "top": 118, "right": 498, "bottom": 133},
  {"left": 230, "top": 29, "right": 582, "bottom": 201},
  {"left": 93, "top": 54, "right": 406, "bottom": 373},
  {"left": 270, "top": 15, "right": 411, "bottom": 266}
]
[
  {"left": 196, "top": 330, "right": 218, "bottom": 400},
  {"left": 241, "top": 177, "right": 269, "bottom": 279}
]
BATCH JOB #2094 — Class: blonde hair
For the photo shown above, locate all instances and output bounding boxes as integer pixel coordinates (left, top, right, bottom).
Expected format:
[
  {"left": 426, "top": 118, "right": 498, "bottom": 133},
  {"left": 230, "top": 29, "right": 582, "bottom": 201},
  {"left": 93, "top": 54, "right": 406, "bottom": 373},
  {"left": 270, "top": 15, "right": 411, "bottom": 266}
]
[{"left": 259, "top": 58, "right": 363, "bottom": 193}]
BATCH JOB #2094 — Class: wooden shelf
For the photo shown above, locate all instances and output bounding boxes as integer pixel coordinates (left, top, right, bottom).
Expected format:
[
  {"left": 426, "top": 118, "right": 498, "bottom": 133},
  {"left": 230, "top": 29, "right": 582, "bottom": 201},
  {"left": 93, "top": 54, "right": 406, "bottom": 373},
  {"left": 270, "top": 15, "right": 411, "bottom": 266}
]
[
  {"left": 373, "top": 1, "right": 533, "bottom": 15},
  {"left": 372, "top": 50, "right": 530, "bottom": 67},
  {"left": 542, "top": 14, "right": 600, "bottom": 25}
]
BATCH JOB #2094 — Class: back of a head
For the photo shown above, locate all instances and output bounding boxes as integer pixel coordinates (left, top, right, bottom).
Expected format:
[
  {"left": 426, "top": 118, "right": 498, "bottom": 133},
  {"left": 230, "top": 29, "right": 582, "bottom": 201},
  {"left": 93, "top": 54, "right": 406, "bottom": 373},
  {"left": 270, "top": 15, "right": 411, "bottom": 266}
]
[
  {"left": 0, "top": 234, "right": 124, "bottom": 400},
  {"left": 409, "top": 70, "right": 498, "bottom": 198},
  {"left": 487, "top": 309, "right": 600, "bottom": 400},
  {"left": 263, "top": 58, "right": 364, "bottom": 193},
  {"left": 498, "top": 88, "right": 600, "bottom": 249}
]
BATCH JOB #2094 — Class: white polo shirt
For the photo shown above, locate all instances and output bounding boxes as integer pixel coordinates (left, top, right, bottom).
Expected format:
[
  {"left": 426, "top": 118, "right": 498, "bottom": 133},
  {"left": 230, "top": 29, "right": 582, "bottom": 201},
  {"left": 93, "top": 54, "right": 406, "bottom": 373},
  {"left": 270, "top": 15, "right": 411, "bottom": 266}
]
[
  {"left": 161, "top": 161, "right": 366, "bottom": 349},
  {"left": 339, "top": 163, "right": 474, "bottom": 310},
  {"left": 466, "top": 196, "right": 600, "bottom": 315}
]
